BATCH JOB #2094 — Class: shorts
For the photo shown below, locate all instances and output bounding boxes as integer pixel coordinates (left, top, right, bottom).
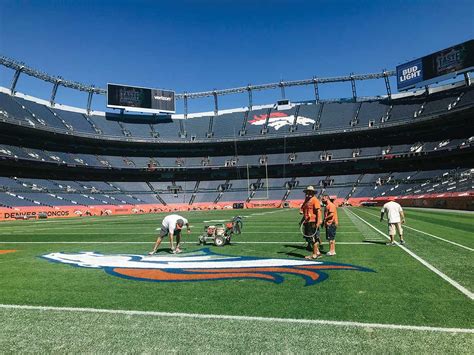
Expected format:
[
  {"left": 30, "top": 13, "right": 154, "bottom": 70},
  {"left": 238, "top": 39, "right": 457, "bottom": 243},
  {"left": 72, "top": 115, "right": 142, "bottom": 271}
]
[
  {"left": 303, "top": 222, "right": 320, "bottom": 243},
  {"left": 157, "top": 226, "right": 181, "bottom": 238},
  {"left": 388, "top": 223, "right": 403, "bottom": 236},
  {"left": 326, "top": 224, "right": 337, "bottom": 240}
]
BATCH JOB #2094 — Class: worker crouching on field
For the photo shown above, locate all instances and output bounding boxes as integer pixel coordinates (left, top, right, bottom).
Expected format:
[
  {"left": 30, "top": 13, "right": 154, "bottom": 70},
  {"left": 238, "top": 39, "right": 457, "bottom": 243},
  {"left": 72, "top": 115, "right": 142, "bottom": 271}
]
[
  {"left": 300, "top": 186, "right": 323, "bottom": 259},
  {"left": 149, "top": 214, "right": 191, "bottom": 255},
  {"left": 322, "top": 195, "right": 338, "bottom": 256}
]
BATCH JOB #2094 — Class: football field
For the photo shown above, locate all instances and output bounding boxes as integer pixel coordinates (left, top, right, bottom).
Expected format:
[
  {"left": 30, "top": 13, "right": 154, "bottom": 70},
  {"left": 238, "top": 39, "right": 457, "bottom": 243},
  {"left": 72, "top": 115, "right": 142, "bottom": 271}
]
[{"left": 0, "top": 207, "right": 473, "bottom": 353}]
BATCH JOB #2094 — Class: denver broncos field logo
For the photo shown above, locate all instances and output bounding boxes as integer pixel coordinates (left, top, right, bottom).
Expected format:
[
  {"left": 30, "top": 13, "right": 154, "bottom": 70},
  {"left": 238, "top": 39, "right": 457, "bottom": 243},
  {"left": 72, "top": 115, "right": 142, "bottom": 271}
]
[
  {"left": 41, "top": 248, "right": 373, "bottom": 286},
  {"left": 0, "top": 250, "right": 17, "bottom": 255}
]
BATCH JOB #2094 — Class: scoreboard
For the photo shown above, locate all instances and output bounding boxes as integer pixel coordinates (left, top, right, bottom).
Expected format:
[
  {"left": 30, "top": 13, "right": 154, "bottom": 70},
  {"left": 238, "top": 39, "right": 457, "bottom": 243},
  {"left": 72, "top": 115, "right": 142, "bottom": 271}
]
[
  {"left": 107, "top": 83, "right": 175, "bottom": 114},
  {"left": 397, "top": 40, "right": 474, "bottom": 91}
]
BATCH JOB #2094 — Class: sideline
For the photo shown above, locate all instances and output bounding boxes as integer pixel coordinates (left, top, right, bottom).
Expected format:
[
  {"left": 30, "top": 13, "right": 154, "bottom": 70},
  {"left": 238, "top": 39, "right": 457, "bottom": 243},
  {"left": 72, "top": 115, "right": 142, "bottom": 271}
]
[
  {"left": 357, "top": 209, "right": 473, "bottom": 251},
  {"left": 346, "top": 208, "right": 474, "bottom": 300}
]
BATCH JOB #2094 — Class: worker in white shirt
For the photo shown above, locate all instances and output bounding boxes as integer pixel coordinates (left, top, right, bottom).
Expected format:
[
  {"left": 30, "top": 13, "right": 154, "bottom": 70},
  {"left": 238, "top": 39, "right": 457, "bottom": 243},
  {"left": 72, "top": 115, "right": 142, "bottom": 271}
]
[
  {"left": 380, "top": 199, "right": 406, "bottom": 246},
  {"left": 149, "top": 214, "right": 191, "bottom": 255}
]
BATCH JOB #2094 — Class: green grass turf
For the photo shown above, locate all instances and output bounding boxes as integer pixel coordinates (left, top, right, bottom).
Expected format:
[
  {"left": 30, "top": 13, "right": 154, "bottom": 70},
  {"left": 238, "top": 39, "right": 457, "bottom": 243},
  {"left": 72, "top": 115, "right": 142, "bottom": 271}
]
[
  {"left": 1, "top": 308, "right": 472, "bottom": 354},
  {"left": 0, "top": 207, "right": 473, "bottom": 353}
]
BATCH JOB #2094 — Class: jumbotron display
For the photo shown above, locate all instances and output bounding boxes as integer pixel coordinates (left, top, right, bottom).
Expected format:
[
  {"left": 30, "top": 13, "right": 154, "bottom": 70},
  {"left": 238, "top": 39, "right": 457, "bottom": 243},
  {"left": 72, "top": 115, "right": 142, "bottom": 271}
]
[{"left": 107, "top": 83, "right": 175, "bottom": 113}]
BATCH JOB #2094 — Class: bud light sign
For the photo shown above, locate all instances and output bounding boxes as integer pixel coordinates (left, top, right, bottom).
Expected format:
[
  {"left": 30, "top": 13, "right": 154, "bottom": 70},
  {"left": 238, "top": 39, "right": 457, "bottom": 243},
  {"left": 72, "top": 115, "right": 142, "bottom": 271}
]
[{"left": 397, "top": 58, "right": 423, "bottom": 90}]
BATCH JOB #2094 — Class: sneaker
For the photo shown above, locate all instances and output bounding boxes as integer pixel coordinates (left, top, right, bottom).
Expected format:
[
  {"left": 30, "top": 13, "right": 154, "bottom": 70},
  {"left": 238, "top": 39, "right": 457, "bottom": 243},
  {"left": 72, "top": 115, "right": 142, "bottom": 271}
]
[
  {"left": 148, "top": 251, "right": 155, "bottom": 256},
  {"left": 400, "top": 240, "right": 405, "bottom": 245},
  {"left": 326, "top": 252, "right": 336, "bottom": 256},
  {"left": 174, "top": 248, "right": 182, "bottom": 254},
  {"left": 305, "top": 254, "right": 322, "bottom": 260},
  {"left": 386, "top": 242, "right": 395, "bottom": 246}
]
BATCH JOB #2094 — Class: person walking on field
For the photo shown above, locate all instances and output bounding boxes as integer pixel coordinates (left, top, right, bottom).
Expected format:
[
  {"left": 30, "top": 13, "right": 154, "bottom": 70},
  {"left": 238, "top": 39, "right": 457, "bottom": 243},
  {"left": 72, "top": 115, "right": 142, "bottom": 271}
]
[
  {"left": 300, "top": 186, "right": 323, "bottom": 259},
  {"left": 322, "top": 195, "right": 338, "bottom": 256},
  {"left": 149, "top": 214, "right": 191, "bottom": 255},
  {"left": 380, "top": 199, "right": 405, "bottom": 246}
]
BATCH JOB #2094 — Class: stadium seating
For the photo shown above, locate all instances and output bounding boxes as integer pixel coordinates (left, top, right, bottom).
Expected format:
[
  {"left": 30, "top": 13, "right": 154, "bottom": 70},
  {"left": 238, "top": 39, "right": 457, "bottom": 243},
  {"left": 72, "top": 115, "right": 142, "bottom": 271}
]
[{"left": 0, "top": 79, "right": 473, "bottom": 210}]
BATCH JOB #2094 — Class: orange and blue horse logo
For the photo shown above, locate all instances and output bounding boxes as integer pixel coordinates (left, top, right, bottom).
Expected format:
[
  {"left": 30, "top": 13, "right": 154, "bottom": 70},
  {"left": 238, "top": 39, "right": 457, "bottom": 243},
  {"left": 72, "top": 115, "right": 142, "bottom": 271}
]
[{"left": 41, "top": 248, "right": 373, "bottom": 286}]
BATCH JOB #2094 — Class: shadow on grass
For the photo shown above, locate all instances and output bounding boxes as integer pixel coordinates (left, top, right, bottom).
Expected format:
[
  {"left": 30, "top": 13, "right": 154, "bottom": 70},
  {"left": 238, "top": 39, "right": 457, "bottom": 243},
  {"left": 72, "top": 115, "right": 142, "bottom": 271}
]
[
  {"left": 363, "top": 240, "right": 387, "bottom": 245},
  {"left": 277, "top": 244, "right": 313, "bottom": 258}
]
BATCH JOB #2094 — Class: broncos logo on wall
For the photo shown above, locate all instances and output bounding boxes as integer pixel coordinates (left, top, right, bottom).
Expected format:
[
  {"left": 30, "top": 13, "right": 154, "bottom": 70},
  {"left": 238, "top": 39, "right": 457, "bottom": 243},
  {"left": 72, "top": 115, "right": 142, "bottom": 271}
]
[
  {"left": 248, "top": 112, "right": 315, "bottom": 130},
  {"left": 41, "top": 248, "right": 373, "bottom": 285}
]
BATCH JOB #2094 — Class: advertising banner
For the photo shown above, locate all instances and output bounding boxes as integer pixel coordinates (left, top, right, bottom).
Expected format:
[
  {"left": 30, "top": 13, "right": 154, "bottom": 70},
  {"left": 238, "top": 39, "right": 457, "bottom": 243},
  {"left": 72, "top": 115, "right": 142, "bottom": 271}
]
[
  {"left": 396, "top": 40, "right": 474, "bottom": 91},
  {"left": 397, "top": 58, "right": 423, "bottom": 90},
  {"left": 423, "top": 40, "right": 474, "bottom": 81}
]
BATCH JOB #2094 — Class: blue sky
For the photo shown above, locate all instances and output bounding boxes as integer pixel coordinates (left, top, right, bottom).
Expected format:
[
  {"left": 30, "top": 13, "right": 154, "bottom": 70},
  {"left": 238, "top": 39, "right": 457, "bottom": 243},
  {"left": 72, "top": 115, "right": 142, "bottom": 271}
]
[{"left": 0, "top": 0, "right": 473, "bottom": 112}]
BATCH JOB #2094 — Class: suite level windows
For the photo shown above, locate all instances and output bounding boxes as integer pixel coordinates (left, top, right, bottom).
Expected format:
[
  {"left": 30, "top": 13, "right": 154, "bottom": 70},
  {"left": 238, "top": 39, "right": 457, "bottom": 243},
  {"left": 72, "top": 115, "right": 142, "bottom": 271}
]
[
  {"left": 147, "top": 160, "right": 159, "bottom": 171},
  {"left": 175, "top": 158, "right": 185, "bottom": 167},
  {"left": 320, "top": 179, "right": 334, "bottom": 187},
  {"left": 100, "top": 159, "right": 111, "bottom": 167},
  {"left": 250, "top": 182, "right": 264, "bottom": 190},
  {"left": 410, "top": 142, "right": 424, "bottom": 153},
  {"left": 320, "top": 152, "right": 332, "bottom": 161},
  {"left": 201, "top": 157, "right": 210, "bottom": 166},
  {"left": 225, "top": 157, "right": 238, "bottom": 167},
  {"left": 218, "top": 183, "right": 231, "bottom": 192},
  {"left": 125, "top": 159, "right": 135, "bottom": 167},
  {"left": 285, "top": 181, "right": 298, "bottom": 189},
  {"left": 382, "top": 146, "right": 392, "bottom": 155},
  {"left": 168, "top": 186, "right": 183, "bottom": 194}
]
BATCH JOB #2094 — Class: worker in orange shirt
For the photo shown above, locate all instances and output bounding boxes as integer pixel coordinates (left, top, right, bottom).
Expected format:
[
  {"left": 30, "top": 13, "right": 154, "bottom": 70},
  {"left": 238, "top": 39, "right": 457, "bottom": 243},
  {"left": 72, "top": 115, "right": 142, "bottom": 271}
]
[
  {"left": 322, "top": 195, "right": 338, "bottom": 256},
  {"left": 299, "top": 186, "right": 323, "bottom": 259}
]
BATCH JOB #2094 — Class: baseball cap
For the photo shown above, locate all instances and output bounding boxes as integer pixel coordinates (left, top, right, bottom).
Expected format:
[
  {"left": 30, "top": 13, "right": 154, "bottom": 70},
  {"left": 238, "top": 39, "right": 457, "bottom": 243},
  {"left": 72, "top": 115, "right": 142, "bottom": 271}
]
[
  {"left": 304, "top": 185, "right": 316, "bottom": 193},
  {"left": 176, "top": 219, "right": 184, "bottom": 229}
]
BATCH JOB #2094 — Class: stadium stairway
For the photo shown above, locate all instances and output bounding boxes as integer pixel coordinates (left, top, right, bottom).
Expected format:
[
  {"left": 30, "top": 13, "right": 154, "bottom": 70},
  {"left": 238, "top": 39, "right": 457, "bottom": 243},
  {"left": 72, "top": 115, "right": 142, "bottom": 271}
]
[
  {"left": 146, "top": 182, "right": 167, "bottom": 206},
  {"left": 345, "top": 174, "right": 365, "bottom": 201}
]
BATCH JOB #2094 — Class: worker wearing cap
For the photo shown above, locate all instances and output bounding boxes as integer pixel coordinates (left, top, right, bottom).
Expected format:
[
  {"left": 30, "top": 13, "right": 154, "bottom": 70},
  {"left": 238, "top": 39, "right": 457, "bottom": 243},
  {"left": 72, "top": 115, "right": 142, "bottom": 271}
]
[
  {"left": 149, "top": 214, "right": 191, "bottom": 255},
  {"left": 300, "top": 186, "right": 323, "bottom": 259}
]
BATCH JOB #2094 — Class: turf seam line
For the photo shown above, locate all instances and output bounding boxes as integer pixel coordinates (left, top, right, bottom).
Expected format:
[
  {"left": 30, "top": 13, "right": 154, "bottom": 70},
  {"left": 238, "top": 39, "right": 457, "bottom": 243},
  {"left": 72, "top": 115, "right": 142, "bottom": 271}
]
[
  {"left": 0, "top": 304, "right": 472, "bottom": 333},
  {"left": 345, "top": 208, "right": 474, "bottom": 300},
  {"left": 357, "top": 209, "right": 473, "bottom": 252}
]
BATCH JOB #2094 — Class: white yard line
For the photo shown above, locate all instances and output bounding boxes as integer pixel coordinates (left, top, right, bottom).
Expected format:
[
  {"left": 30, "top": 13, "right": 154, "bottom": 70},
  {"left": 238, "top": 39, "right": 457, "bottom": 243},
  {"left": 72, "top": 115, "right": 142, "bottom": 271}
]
[
  {"left": 0, "top": 303, "right": 472, "bottom": 334},
  {"left": 403, "top": 225, "right": 473, "bottom": 252},
  {"left": 357, "top": 209, "right": 473, "bottom": 252},
  {"left": 346, "top": 208, "right": 474, "bottom": 300}
]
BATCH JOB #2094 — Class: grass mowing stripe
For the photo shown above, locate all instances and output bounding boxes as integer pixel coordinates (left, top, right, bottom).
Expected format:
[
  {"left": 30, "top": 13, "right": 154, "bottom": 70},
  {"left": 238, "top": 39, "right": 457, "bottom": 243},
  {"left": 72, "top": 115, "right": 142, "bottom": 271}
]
[
  {"left": 347, "top": 208, "right": 474, "bottom": 300},
  {"left": 358, "top": 209, "right": 473, "bottom": 251},
  {"left": 0, "top": 303, "right": 472, "bottom": 334}
]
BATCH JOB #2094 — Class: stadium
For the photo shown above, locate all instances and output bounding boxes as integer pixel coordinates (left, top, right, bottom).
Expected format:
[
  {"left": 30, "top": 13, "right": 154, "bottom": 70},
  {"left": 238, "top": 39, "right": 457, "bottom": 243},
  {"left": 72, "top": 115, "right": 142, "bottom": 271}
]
[{"left": 0, "top": 3, "right": 473, "bottom": 353}]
